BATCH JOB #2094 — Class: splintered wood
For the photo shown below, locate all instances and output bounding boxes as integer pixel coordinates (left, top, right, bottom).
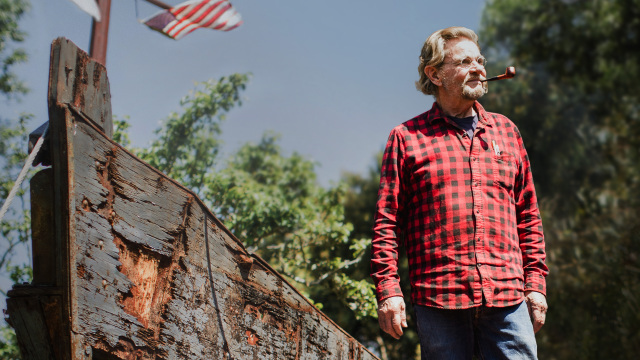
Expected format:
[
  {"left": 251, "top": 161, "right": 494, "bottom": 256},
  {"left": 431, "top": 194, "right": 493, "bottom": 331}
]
[
  {"left": 6, "top": 38, "right": 378, "bottom": 359},
  {"left": 72, "top": 95, "right": 376, "bottom": 360}
]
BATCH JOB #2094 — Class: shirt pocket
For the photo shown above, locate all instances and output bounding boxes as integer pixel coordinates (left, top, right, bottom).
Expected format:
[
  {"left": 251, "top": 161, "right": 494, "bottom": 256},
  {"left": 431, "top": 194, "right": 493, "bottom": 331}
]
[{"left": 493, "top": 152, "right": 517, "bottom": 191}]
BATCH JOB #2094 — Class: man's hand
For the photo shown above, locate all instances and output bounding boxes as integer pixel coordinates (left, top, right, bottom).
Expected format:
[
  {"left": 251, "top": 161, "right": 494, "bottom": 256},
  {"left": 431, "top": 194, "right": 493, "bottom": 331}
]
[
  {"left": 525, "top": 290, "right": 548, "bottom": 333},
  {"left": 377, "top": 296, "right": 408, "bottom": 339}
]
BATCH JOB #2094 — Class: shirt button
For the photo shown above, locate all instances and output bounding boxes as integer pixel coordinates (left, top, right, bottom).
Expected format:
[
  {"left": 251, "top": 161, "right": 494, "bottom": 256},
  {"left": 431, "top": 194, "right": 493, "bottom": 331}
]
[{"left": 476, "top": 209, "right": 480, "bottom": 214}]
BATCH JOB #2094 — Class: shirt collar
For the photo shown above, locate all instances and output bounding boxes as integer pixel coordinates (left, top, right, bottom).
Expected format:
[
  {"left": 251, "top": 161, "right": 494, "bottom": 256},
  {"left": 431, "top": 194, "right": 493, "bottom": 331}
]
[{"left": 424, "top": 101, "right": 494, "bottom": 128}]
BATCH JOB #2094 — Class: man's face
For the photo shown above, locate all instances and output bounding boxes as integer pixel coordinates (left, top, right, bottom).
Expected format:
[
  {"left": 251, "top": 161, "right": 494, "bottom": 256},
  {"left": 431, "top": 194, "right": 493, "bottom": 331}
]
[{"left": 439, "top": 37, "right": 487, "bottom": 101}]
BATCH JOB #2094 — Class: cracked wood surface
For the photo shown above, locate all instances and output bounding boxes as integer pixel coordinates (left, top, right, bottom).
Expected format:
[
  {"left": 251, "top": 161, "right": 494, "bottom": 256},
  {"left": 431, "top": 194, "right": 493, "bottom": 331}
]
[
  {"left": 8, "top": 38, "right": 378, "bottom": 360},
  {"left": 59, "top": 50, "right": 377, "bottom": 360},
  {"left": 70, "top": 107, "right": 377, "bottom": 360}
]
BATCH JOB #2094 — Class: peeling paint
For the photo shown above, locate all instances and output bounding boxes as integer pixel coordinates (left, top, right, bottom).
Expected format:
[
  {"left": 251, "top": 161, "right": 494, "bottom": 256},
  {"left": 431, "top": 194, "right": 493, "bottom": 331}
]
[
  {"left": 14, "top": 48, "right": 380, "bottom": 357},
  {"left": 245, "top": 329, "right": 260, "bottom": 346}
]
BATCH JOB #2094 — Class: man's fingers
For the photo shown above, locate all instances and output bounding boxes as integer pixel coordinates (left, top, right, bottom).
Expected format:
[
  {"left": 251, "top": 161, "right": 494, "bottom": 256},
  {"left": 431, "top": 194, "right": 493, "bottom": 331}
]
[
  {"left": 531, "top": 308, "right": 545, "bottom": 333},
  {"left": 392, "top": 311, "right": 404, "bottom": 337},
  {"left": 377, "top": 296, "right": 406, "bottom": 339},
  {"left": 525, "top": 291, "right": 548, "bottom": 333},
  {"left": 381, "top": 312, "right": 400, "bottom": 339},
  {"left": 400, "top": 306, "right": 408, "bottom": 328},
  {"left": 377, "top": 308, "right": 396, "bottom": 339}
]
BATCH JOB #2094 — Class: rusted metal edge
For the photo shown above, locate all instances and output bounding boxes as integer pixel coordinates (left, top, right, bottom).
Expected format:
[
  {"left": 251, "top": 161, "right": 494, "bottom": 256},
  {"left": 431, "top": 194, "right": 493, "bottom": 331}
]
[{"left": 65, "top": 105, "right": 377, "bottom": 356}]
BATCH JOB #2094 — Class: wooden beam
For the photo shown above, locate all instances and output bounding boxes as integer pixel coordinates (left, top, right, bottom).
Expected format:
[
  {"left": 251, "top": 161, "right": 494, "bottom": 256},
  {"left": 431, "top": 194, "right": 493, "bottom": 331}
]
[
  {"left": 7, "top": 38, "right": 379, "bottom": 360},
  {"left": 30, "top": 169, "right": 56, "bottom": 285},
  {"left": 48, "top": 38, "right": 113, "bottom": 138}
]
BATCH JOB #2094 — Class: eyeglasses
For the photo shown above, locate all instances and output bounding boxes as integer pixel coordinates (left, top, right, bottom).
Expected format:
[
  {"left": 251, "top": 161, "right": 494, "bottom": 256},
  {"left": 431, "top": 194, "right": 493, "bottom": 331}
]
[{"left": 444, "top": 56, "right": 487, "bottom": 69}]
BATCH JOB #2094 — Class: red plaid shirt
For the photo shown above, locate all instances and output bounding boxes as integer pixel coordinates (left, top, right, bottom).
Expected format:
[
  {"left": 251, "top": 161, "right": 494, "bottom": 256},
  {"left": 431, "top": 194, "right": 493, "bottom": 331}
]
[{"left": 371, "top": 101, "right": 548, "bottom": 309}]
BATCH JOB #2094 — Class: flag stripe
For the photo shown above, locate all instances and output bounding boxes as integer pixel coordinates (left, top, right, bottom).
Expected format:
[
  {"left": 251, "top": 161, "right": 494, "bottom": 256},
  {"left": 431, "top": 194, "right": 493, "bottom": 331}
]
[
  {"left": 212, "top": 15, "right": 234, "bottom": 30},
  {"left": 200, "top": 2, "right": 231, "bottom": 28},
  {"left": 211, "top": 8, "right": 238, "bottom": 30},
  {"left": 190, "top": 1, "right": 225, "bottom": 24},
  {"left": 143, "top": 0, "right": 241, "bottom": 40},
  {"left": 218, "top": 15, "right": 242, "bottom": 31},
  {"left": 170, "top": 1, "right": 227, "bottom": 38},
  {"left": 174, "top": 4, "right": 229, "bottom": 37},
  {"left": 170, "top": 1, "right": 200, "bottom": 17},
  {"left": 166, "top": 2, "right": 210, "bottom": 36},
  {"left": 171, "top": 1, "right": 231, "bottom": 39}
]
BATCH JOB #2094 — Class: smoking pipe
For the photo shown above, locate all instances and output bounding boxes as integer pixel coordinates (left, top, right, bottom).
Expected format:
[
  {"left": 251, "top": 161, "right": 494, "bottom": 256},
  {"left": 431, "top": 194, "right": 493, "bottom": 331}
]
[{"left": 481, "top": 66, "right": 516, "bottom": 82}]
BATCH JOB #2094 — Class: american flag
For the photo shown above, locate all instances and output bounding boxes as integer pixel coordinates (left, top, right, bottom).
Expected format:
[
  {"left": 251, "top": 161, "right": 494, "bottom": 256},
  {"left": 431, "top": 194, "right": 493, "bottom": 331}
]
[{"left": 143, "top": 0, "right": 242, "bottom": 40}]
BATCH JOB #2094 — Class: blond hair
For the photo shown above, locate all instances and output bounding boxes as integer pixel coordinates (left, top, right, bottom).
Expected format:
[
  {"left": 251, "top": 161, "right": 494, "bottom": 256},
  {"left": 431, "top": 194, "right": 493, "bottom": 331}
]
[{"left": 415, "top": 27, "right": 480, "bottom": 96}]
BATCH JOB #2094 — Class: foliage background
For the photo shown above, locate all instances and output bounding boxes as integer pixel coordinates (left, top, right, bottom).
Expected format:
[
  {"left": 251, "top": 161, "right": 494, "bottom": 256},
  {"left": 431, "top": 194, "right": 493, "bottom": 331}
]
[
  {"left": 0, "top": 0, "right": 32, "bottom": 357},
  {"left": 480, "top": 0, "right": 640, "bottom": 358},
  {"left": 2, "top": 0, "right": 640, "bottom": 359}
]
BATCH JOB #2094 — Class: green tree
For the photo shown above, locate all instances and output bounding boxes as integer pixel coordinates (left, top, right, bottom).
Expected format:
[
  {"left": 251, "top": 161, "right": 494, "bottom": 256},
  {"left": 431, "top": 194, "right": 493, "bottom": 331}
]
[
  {"left": 0, "top": 0, "right": 31, "bottom": 358},
  {"left": 118, "top": 74, "right": 376, "bottom": 329},
  {"left": 0, "top": 0, "right": 31, "bottom": 279},
  {"left": 0, "top": 323, "right": 20, "bottom": 359},
  {"left": 0, "top": 117, "right": 32, "bottom": 284},
  {"left": 0, "top": 116, "right": 31, "bottom": 360},
  {"left": 0, "top": 0, "right": 28, "bottom": 98},
  {"left": 337, "top": 154, "right": 420, "bottom": 360},
  {"left": 480, "top": 0, "right": 640, "bottom": 358}
]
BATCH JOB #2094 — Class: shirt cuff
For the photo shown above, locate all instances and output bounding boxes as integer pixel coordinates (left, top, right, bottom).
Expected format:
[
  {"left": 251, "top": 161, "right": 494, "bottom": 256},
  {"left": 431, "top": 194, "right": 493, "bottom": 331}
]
[
  {"left": 524, "top": 273, "right": 547, "bottom": 296},
  {"left": 375, "top": 279, "right": 404, "bottom": 304}
]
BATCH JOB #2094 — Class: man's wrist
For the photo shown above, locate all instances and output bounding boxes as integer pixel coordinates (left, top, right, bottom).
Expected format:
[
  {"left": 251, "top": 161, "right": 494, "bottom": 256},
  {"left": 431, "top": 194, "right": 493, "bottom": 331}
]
[
  {"left": 524, "top": 273, "right": 547, "bottom": 296},
  {"left": 375, "top": 280, "right": 403, "bottom": 303},
  {"left": 377, "top": 295, "right": 404, "bottom": 307},
  {"left": 525, "top": 290, "right": 546, "bottom": 297}
]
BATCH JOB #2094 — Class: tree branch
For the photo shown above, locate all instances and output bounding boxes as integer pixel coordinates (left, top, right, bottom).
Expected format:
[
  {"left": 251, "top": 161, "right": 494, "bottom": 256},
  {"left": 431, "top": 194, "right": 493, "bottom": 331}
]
[{"left": 310, "top": 257, "right": 363, "bottom": 286}]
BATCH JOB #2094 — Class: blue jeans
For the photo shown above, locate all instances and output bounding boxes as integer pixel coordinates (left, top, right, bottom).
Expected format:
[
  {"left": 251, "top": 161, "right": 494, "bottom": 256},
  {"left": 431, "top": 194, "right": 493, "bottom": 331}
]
[{"left": 414, "top": 301, "right": 537, "bottom": 360}]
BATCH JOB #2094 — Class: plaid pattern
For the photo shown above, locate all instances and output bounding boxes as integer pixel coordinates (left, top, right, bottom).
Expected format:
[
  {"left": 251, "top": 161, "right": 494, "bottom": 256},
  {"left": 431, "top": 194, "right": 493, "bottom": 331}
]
[{"left": 371, "top": 101, "right": 548, "bottom": 309}]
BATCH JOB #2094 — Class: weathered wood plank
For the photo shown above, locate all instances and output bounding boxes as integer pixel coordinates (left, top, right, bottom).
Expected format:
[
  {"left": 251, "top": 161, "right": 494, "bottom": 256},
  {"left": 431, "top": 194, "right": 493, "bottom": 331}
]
[
  {"left": 5, "top": 292, "right": 65, "bottom": 359},
  {"left": 8, "top": 38, "right": 378, "bottom": 360},
  {"left": 31, "top": 169, "right": 56, "bottom": 285},
  {"left": 69, "top": 108, "right": 377, "bottom": 359},
  {"left": 5, "top": 295, "right": 54, "bottom": 359},
  {"left": 48, "top": 37, "right": 112, "bottom": 138}
]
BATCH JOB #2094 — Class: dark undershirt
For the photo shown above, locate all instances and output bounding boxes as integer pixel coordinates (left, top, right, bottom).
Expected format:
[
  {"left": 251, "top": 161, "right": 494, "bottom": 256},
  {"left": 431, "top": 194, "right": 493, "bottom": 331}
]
[{"left": 449, "top": 114, "right": 478, "bottom": 139}]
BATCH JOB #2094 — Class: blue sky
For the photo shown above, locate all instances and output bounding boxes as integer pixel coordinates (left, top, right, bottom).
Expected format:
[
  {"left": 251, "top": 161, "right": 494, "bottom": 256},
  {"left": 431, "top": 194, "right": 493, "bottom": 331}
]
[
  {"left": 1, "top": 0, "right": 488, "bottom": 323},
  {"left": 8, "top": 0, "right": 486, "bottom": 185}
]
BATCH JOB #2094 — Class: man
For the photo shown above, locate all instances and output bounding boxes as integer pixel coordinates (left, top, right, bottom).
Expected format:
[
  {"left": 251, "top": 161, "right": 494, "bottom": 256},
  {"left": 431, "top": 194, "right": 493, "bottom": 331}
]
[{"left": 370, "top": 26, "right": 549, "bottom": 359}]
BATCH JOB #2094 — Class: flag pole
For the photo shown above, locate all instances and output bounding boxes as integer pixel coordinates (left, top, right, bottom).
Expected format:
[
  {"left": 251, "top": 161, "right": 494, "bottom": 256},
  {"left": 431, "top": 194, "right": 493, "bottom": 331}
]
[
  {"left": 89, "top": 0, "right": 112, "bottom": 65},
  {"left": 88, "top": 0, "right": 172, "bottom": 65},
  {"left": 144, "top": 0, "right": 172, "bottom": 10}
]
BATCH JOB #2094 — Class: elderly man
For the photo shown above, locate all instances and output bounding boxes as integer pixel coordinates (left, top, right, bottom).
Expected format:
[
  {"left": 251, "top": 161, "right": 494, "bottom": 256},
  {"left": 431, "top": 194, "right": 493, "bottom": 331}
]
[{"left": 370, "top": 26, "right": 549, "bottom": 359}]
